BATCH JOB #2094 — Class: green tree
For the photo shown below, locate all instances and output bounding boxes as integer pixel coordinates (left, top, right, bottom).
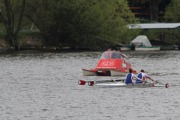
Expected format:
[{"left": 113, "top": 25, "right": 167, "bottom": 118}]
[
  {"left": 25, "top": 0, "right": 139, "bottom": 49},
  {"left": 0, "top": 0, "right": 26, "bottom": 49},
  {"left": 165, "top": 0, "right": 180, "bottom": 22},
  {"left": 164, "top": 0, "right": 180, "bottom": 45}
]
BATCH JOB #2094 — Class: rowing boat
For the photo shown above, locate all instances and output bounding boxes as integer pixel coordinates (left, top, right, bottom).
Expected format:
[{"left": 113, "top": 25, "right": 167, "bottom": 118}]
[
  {"left": 78, "top": 79, "right": 169, "bottom": 88},
  {"left": 95, "top": 82, "right": 166, "bottom": 88}
]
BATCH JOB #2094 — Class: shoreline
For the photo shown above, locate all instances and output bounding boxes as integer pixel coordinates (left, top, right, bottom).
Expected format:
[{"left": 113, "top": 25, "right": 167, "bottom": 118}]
[{"left": 0, "top": 45, "right": 179, "bottom": 53}]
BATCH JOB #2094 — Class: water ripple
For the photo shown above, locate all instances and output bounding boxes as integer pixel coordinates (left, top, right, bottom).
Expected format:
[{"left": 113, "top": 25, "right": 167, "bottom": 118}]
[{"left": 0, "top": 51, "right": 180, "bottom": 120}]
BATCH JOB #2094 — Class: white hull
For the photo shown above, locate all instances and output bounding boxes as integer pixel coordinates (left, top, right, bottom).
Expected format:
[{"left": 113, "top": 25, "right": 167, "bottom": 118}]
[
  {"left": 83, "top": 69, "right": 128, "bottom": 76},
  {"left": 110, "top": 70, "right": 127, "bottom": 76},
  {"left": 121, "top": 47, "right": 131, "bottom": 51},
  {"left": 135, "top": 46, "right": 160, "bottom": 51},
  {"left": 95, "top": 82, "right": 126, "bottom": 87},
  {"left": 82, "top": 69, "right": 96, "bottom": 76},
  {"left": 95, "top": 82, "right": 165, "bottom": 88}
]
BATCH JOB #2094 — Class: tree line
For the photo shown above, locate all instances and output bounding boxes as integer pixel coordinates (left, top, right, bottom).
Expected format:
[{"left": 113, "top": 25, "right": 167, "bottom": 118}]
[{"left": 0, "top": 0, "right": 179, "bottom": 50}]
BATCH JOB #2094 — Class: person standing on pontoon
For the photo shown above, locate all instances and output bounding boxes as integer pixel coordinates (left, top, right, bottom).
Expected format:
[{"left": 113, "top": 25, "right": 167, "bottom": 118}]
[
  {"left": 135, "top": 69, "right": 153, "bottom": 84},
  {"left": 125, "top": 68, "right": 140, "bottom": 84}
]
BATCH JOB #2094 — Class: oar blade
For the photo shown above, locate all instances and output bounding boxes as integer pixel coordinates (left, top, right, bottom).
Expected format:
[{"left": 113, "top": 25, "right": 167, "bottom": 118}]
[
  {"left": 165, "top": 83, "right": 169, "bottom": 88},
  {"left": 78, "top": 80, "right": 86, "bottom": 85}
]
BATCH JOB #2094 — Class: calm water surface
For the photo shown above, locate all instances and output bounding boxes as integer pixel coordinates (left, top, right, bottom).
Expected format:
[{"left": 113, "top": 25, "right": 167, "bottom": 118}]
[{"left": 0, "top": 50, "right": 180, "bottom": 120}]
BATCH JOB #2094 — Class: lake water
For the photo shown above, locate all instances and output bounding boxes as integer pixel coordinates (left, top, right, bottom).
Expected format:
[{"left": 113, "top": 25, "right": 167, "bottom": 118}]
[{"left": 0, "top": 50, "right": 180, "bottom": 120}]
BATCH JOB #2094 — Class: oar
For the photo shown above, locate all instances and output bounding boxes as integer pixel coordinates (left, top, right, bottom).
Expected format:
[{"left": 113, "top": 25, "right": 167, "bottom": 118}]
[
  {"left": 78, "top": 80, "right": 95, "bottom": 86},
  {"left": 151, "top": 79, "right": 169, "bottom": 88}
]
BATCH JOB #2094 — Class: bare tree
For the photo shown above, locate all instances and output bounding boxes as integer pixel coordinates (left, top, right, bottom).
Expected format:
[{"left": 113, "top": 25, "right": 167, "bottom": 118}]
[{"left": 0, "top": 0, "right": 26, "bottom": 49}]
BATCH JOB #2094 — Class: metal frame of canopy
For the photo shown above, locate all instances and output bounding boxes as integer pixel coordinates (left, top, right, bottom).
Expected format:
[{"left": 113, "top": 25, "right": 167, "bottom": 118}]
[
  {"left": 127, "top": 23, "right": 180, "bottom": 45},
  {"left": 127, "top": 23, "right": 180, "bottom": 29}
]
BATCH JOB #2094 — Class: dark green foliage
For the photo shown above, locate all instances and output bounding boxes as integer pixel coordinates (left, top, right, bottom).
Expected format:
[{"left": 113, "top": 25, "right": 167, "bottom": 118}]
[
  {"left": 164, "top": 0, "right": 180, "bottom": 44},
  {"left": 0, "top": 0, "right": 26, "bottom": 48},
  {"left": 25, "top": 0, "right": 139, "bottom": 48},
  {"left": 3, "top": 0, "right": 178, "bottom": 49},
  {"left": 165, "top": 0, "right": 180, "bottom": 22}
]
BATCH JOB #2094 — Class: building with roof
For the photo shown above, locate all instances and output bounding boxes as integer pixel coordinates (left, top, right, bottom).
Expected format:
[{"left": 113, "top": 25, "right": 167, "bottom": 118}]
[{"left": 128, "top": 0, "right": 171, "bottom": 22}]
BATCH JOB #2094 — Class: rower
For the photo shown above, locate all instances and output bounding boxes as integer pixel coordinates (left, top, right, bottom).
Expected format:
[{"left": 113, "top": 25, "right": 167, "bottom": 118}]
[
  {"left": 125, "top": 68, "right": 140, "bottom": 84},
  {"left": 135, "top": 69, "right": 153, "bottom": 84}
]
